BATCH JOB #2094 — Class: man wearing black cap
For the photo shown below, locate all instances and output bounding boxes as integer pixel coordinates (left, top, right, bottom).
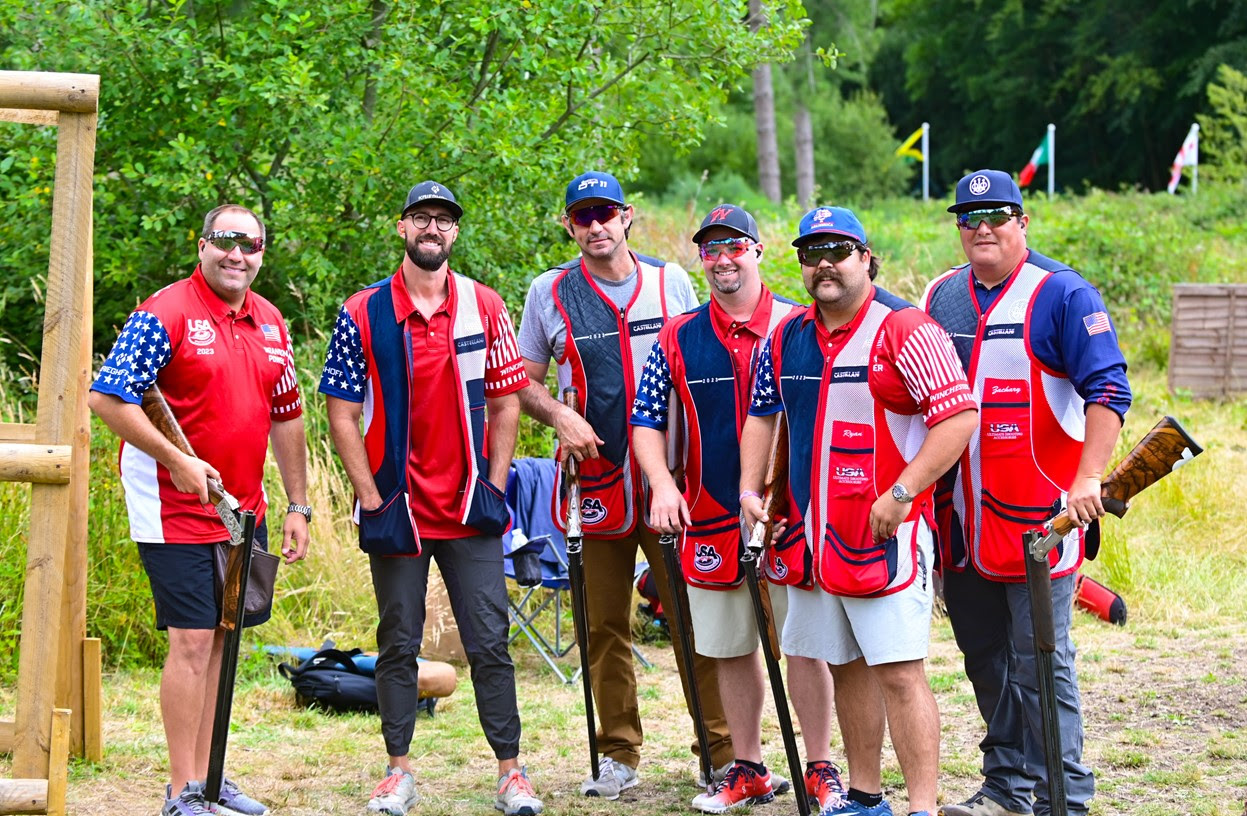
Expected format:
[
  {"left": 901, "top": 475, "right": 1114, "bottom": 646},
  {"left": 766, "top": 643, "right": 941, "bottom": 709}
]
[
  {"left": 740, "top": 206, "right": 978, "bottom": 816},
  {"left": 516, "top": 172, "right": 732, "bottom": 799},
  {"left": 320, "top": 181, "right": 543, "bottom": 816},
  {"left": 630, "top": 204, "right": 804, "bottom": 812},
  {"left": 923, "top": 170, "right": 1131, "bottom": 816}
]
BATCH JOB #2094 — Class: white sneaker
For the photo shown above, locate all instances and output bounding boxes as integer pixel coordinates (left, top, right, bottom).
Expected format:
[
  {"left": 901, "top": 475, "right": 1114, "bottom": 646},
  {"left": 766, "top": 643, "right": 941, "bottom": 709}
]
[
  {"left": 366, "top": 767, "right": 420, "bottom": 816},
  {"left": 495, "top": 768, "right": 544, "bottom": 816},
  {"left": 579, "top": 757, "right": 639, "bottom": 800}
]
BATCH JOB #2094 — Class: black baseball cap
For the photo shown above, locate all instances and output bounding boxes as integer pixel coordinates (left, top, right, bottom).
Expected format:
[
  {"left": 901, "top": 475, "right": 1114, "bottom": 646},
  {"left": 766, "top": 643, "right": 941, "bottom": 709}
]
[{"left": 691, "top": 204, "right": 760, "bottom": 244}]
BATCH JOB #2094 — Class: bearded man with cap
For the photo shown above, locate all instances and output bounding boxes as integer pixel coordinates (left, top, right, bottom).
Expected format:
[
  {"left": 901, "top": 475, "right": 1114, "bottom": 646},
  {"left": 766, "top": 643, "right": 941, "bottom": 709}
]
[
  {"left": 630, "top": 204, "right": 806, "bottom": 812},
  {"left": 922, "top": 170, "right": 1131, "bottom": 816},
  {"left": 320, "top": 181, "right": 543, "bottom": 816},
  {"left": 516, "top": 172, "right": 734, "bottom": 799},
  {"left": 739, "top": 206, "right": 978, "bottom": 816}
]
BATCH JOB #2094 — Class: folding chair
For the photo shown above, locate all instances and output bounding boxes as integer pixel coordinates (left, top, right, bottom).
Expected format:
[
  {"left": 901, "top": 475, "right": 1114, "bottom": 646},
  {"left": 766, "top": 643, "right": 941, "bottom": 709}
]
[{"left": 503, "top": 457, "right": 650, "bottom": 684}]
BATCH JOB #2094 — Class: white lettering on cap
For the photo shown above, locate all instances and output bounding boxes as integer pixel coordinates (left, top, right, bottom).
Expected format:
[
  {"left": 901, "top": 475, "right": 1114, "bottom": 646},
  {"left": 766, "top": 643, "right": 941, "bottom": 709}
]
[
  {"left": 431, "top": 184, "right": 440, "bottom": 193},
  {"left": 969, "top": 175, "right": 991, "bottom": 196},
  {"left": 577, "top": 178, "right": 608, "bottom": 191}
]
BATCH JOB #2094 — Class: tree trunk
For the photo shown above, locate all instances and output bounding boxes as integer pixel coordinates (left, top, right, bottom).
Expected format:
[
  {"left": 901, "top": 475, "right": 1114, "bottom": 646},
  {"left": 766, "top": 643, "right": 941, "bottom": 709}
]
[
  {"left": 794, "top": 102, "right": 814, "bottom": 208},
  {"left": 750, "top": 0, "right": 781, "bottom": 204}
]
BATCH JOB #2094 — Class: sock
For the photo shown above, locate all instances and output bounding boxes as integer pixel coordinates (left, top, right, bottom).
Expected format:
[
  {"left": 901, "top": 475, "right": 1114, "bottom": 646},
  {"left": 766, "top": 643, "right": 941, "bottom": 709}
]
[
  {"left": 848, "top": 788, "right": 884, "bottom": 807},
  {"left": 735, "top": 758, "right": 767, "bottom": 775}
]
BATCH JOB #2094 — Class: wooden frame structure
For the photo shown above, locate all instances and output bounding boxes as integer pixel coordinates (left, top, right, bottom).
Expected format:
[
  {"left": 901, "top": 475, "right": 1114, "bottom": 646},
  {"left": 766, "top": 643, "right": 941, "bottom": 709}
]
[
  {"left": 0, "top": 70, "right": 102, "bottom": 816},
  {"left": 1169, "top": 283, "right": 1247, "bottom": 398}
]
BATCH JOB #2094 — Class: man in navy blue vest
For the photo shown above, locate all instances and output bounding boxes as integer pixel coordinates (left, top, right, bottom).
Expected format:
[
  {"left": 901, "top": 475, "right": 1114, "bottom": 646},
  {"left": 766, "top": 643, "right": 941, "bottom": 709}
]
[{"left": 516, "top": 172, "right": 731, "bottom": 799}]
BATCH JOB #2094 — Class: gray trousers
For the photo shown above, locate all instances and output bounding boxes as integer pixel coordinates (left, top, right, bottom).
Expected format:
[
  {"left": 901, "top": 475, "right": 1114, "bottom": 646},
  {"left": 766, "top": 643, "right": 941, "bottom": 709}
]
[
  {"left": 370, "top": 534, "right": 521, "bottom": 760},
  {"left": 943, "top": 569, "right": 1094, "bottom": 816}
]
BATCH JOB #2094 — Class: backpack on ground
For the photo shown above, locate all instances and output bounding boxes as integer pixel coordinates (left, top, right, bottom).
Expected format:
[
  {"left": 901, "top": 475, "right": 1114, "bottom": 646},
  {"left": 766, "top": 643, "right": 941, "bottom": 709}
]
[{"left": 277, "top": 647, "right": 437, "bottom": 717}]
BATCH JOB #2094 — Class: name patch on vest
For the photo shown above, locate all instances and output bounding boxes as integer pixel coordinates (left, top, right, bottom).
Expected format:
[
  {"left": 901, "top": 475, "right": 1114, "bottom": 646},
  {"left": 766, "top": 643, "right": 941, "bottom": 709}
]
[
  {"left": 629, "top": 318, "right": 664, "bottom": 336},
  {"left": 985, "top": 324, "right": 1023, "bottom": 340},
  {"left": 456, "top": 333, "right": 487, "bottom": 353},
  {"left": 831, "top": 365, "right": 868, "bottom": 382}
]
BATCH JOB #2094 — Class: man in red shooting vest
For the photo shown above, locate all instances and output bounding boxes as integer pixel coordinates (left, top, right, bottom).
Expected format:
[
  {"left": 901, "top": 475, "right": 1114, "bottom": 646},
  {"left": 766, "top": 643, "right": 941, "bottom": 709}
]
[{"left": 740, "top": 206, "right": 978, "bottom": 816}]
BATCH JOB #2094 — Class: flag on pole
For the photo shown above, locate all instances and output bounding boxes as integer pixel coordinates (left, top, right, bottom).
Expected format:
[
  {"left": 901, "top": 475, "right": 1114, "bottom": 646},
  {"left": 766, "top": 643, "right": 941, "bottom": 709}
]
[
  {"left": 1018, "top": 133, "right": 1050, "bottom": 187},
  {"left": 895, "top": 126, "right": 924, "bottom": 161},
  {"left": 1167, "top": 123, "right": 1200, "bottom": 194}
]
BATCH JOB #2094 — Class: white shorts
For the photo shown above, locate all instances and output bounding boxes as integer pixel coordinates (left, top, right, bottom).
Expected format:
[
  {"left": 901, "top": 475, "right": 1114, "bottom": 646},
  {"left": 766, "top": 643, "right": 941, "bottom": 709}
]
[
  {"left": 781, "top": 520, "right": 934, "bottom": 666},
  {"left": 688, "top": 581, "right": 789, "bottom": 659}
]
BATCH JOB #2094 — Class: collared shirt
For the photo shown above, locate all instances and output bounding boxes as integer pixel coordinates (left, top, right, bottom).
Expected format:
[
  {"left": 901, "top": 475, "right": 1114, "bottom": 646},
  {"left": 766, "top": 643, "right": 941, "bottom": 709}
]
[
  {"left": 749, "top": 291, "right": 976, "bottom": 426},
  {"left": 320, "top": 267, "right": 528, "bottom": 539},
  {"left": 92, "top": 266, "right": 302, "bottom": 544}
]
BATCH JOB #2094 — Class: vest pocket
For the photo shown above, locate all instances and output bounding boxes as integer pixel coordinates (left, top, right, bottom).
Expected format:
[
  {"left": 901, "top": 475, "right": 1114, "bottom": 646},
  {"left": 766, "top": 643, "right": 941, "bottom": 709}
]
[
  {"left": 765, "top": 519, "right": 812, "bottom": 587},
  {"left": 358, "top": 486, "right": 420, "bottom": 556},
  {"left": 818, "top": 524, "right": 898, "bottom": 597},
  {"left": 465, "top": 475, "right": 511, "bottom": 537}
]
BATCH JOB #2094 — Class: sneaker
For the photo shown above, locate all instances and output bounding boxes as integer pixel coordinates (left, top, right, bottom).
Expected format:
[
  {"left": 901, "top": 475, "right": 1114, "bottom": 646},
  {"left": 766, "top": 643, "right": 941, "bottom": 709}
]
[
  {"left": 495, "top": 768, "right": 544, "bottom": 816},
  {"left": 216, "top": 778, "right": 270, "bottom": 816},
  {"left": 938, "top": 793, "right": 1030, "bottom": 816},
  {"left": 697, "top": 761, "right": 790, "bottom": 796},
  {"left": 691, "top": 763, "right": 776, "bottom": 813},
  {"left": 824, "top": 797, "right": 893, "bottom": 816},
  {"left": 580, "top": 756, "right": 639, "bottom": 800},
  {"left": 367, "top": 766, "right": 420, "bottom": 816},
  {"left": 804, "top": 761, "right": 847, "bottom": 811},
  {"left": 162, "top": 782, "right": 213, "bottom": 816}
]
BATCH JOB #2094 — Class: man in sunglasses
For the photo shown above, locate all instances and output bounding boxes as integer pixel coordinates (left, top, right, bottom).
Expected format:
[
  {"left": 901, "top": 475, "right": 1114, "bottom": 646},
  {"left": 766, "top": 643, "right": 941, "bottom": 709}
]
[
  {"left": 923, "top": 170, "right": 1131, "bottom": 816},
  {"left": 516, "top": 172, "right": 731, "bottom": 799},
  {"left": 89, "top": 204, "right": 310, "bottom": 816},
  {"left": 630, "top": 204, "right": 807, "bottom": 812},
  {"left": 320, "top": 181, "right": 543, "bottom": 816},
  {"left": 740, "top": 206, "right": 978, "bottom": 816}
]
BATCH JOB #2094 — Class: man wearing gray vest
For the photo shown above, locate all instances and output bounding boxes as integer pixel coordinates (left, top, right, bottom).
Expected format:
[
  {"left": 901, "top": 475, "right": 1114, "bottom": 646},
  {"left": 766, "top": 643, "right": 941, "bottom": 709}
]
[{"left": 516, "top": 171, "right": 732, "bottom": 799}]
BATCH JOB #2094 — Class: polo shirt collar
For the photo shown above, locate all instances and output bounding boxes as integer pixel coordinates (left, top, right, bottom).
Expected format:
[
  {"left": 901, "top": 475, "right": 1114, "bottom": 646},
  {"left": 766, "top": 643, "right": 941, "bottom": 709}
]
[
  {"left": 709, "top": 285, "right": 774, "bottom": 339},
  {"left": 801, "top": 285, "right": 876, "bottom": 341},
  {"left": 190, "top": 265, "right": 252, "bottom": 323},
  {"left": 388, "top": 266, "right": 455, "bottom": 324}
]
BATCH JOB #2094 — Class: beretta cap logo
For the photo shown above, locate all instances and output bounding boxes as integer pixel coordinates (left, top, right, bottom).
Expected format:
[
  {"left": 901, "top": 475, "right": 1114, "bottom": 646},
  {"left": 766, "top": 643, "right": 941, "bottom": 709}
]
[{"left": 969, "top": 175, "right": 991, "bottom": 196}]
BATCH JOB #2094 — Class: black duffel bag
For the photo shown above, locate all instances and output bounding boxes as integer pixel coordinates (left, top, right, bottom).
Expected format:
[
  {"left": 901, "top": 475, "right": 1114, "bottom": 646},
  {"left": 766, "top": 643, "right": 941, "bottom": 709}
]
[{"left": 278, "top": 647, "right": 379, "bottom": 713}]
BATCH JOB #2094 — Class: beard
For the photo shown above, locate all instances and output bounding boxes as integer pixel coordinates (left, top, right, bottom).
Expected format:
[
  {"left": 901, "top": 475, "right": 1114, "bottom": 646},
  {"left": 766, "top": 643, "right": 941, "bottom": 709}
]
[
  {"left": 710, "top": 274, "right": 742, "bottom": 295},
  {"left": 405, "top": 233, "right": 452, "bottom": 271}
]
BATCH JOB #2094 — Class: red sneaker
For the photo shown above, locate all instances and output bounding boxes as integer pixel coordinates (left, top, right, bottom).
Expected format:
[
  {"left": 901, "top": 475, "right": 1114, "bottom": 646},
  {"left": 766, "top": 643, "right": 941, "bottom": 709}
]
[
  {"left": 691, "top": 763, "right": 776, "bottom": 813},
  {"left": 804, "top": 761, "right": 847, "bottom": 811}
]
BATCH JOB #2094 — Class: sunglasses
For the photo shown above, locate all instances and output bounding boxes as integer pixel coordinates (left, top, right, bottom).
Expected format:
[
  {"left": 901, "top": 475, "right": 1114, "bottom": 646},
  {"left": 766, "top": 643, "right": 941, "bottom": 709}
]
[
  {"left": 204, "top": 230, "right": 264, "bottom": 255},
  {"left": 956, "top": 207, "right": 1020, "bottom": 230},
  {"left": 699, "top": 237, "right": 755, "bottom": 261},
  {"left": 797, "top": 240, "right": 860, "bottom": 266},
  {"left": 567, "top": 204, "right": 624, "bottom": 228}
]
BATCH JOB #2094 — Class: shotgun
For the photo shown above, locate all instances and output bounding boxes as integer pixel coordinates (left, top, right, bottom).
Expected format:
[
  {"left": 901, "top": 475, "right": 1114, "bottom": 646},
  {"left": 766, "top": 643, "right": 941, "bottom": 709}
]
[
  {"left": 741, "top": 413, "right": 808, "bottom": 815},
  {"left": 1023, "top": 415, "right": 1203, "bottom": 816},
  {"left": 561, "top": 387, "right": 599, "bottom": 781}
]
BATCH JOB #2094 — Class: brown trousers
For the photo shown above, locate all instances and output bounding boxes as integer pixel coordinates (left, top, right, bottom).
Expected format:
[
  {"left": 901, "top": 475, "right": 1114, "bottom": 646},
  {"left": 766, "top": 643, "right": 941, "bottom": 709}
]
[{"left": 582, "top": 526, "right": 733, "bottom": 769}]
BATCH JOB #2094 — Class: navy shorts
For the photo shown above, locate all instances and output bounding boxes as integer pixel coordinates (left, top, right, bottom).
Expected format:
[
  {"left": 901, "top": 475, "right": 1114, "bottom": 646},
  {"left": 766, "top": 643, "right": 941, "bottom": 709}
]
[{"left": 137, "top": 518, "right": 271, "bottom": 631}]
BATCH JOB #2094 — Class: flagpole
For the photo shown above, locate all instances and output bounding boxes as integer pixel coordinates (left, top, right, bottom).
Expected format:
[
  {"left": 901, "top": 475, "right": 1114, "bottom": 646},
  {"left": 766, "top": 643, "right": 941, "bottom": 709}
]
[
  {"left": 922, "top": 122, "right": 930, "bottom": 202},
  {"left": 1191, "top": 123, "right": 1200, "bottom": 197},
  {"left": 1047, "top": 123, "right": 1055, "bottom": 198}
]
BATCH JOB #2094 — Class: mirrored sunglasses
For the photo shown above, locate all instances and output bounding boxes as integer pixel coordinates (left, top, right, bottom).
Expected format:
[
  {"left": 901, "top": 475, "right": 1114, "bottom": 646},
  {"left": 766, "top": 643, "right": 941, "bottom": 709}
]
[
  {"left": 204, "top": 230, "right": 264, "bottom": 255},
  {"left": 797, "top": 240, "right": 860, "bottom": 266},
  {"left": 699, "top": 237, "right": 755, "bottom": 261},
  {"left": 956, "top": 206, "right": 1019, "bottom": 230},
  {"left": 568, "top": 204, "right": 624, "bottom": 227}
]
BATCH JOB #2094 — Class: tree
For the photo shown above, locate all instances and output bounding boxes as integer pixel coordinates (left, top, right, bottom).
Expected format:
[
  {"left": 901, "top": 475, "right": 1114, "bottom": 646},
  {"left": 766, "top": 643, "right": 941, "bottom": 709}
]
[{"left": 750, "top": 0, "right": 783, "bottom": 204}]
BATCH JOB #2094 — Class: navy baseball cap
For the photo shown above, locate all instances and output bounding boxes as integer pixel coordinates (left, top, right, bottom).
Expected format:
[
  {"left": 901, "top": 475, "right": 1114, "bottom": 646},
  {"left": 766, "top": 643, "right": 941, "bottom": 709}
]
[
  {"left": 565, "top": 171, "right": 625, "bottom": 211},
  {"left": 791, "top": 206, "right": 867, "bottom": 247},
  {"left": 691, "top": 204, "right": 760, "bottom": 244},
  {"left": 403, "top": 180, "right": 463, "bottom": 219},
  {"left": 948, "top": 169, "right": 1023, "bottom": 213}
]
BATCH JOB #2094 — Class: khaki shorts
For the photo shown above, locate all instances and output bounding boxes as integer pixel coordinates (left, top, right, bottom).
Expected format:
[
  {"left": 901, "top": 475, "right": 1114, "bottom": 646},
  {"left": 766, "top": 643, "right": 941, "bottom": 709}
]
[
  {"left": 687, "top": 581, "right": 788, "bottom": 659},
  {"left": 781, "top": 519, "right": 934, "bottom": 666}
]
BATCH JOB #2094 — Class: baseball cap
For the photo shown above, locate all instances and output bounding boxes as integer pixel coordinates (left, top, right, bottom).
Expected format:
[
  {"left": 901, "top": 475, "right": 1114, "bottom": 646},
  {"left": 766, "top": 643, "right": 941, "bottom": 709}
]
[
  {"left": 565, "top": 171, "right": 625, "bottom": 211},
  {"left": 402, "top": 180, "right": 463, "bottom": 219},
  {"left": 691, "top": 204, "right": 760, "bottom": 244},
  {"left": 791, "top": 206, "right": 868, "bottom": 247},
  {"left": 948, "top": 169, "right": 1023, "bottom": 213}
]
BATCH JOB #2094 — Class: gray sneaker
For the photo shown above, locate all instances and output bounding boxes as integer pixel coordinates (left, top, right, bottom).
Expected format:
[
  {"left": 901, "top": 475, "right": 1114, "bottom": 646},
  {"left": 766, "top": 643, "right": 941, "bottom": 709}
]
[
  {"left": 215, "top": 778, "right": 270, "bottom": 816},
  {"left": 495, "top": 767, "right": 544, "bottom": 815},
  {"left": 366, "top": 766, "right": 420, "bottom": 816},
  {"left": 580, "top": 757, "right": 639, "bottom": 800},
  {"left": 938, "top": 793, "right": 1030, "bottom": 816},
  {"left": 163, "top": 782, "right": 212, "bottom": 816}
]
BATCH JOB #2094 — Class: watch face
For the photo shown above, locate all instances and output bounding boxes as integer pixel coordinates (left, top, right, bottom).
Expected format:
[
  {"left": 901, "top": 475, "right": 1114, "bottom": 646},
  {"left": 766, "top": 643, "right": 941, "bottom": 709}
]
[{"left": 891, "top": 484, "right": 909, "bottom": 502}]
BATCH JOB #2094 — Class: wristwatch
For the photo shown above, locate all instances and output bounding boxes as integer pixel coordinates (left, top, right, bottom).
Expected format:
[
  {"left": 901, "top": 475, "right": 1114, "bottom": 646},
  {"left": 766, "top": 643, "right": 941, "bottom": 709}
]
[
  {"left": 890, "top": 483, "right": 914, "bottom": 503},
  {"left": 287, "top": 502, "right": 313, "bottom": 522}
]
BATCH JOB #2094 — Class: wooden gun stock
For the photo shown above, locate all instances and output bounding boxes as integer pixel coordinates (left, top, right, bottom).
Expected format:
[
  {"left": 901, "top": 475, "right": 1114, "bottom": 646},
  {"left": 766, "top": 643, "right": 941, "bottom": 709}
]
[
  {"left": 1047, "top": 415, "right": 1203, "bottom": 539},
  {"left": 140, "top": 384, "right": 230, "bottom": 506}
]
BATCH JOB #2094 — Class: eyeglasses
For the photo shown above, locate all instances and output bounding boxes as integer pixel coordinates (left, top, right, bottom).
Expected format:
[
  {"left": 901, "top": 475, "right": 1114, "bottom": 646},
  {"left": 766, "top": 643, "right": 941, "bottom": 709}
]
[
  {"left": 797, "top": 240, "right": 860, "bottom": 266},
  {"left": 567, "top": 204, "right": 624, "bottom": 228},
  {"left": 407, "top": 212, "right": 458, "bottom": 231},
  {"left": 204, "top": 231, "right": 264, "bottom": 255},
  {"left": 699, "top": 237, "right": 755, "bottom": 261},
  {"left": 955, "top": 207, "right": 1020, "bottom": 230}
]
